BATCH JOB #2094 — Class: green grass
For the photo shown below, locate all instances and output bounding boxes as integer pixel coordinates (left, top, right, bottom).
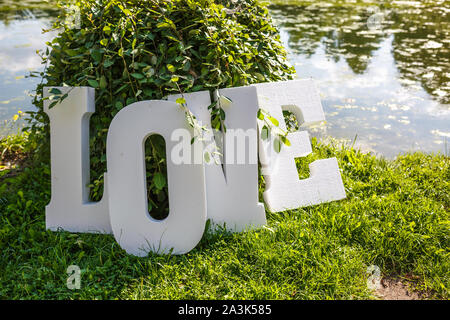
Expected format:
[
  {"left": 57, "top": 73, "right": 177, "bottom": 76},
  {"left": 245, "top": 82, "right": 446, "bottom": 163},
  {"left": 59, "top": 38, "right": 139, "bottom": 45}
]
[{"left": 0, "top": 137, "right": 448, "bottom": 299}]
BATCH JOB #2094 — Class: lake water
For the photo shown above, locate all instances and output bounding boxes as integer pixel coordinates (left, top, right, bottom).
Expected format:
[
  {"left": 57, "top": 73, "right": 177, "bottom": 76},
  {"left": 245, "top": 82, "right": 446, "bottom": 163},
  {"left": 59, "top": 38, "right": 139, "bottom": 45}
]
[
  {"left": 0, "top": 0, "right": 58, "bottom": 132},
  {"left": 0, "top": 0, "right": 449, "bottom": 157},
  {"left": 269, "top": 0, "right": 449, "bottom": 157}
]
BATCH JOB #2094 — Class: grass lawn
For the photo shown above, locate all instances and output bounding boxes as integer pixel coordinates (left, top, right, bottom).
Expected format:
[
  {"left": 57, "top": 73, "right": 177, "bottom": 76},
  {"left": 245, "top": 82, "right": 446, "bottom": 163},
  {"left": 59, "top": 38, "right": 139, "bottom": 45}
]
[{"left": 0, "top": 136, "right": 448, "bottom": 299}]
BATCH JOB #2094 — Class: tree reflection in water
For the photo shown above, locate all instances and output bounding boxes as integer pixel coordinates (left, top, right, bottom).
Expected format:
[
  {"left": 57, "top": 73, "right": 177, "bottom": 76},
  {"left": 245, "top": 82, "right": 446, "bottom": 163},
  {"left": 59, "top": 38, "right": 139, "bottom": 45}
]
[{"left": 269, "top": 0, "right": 449, "bottom": 157}]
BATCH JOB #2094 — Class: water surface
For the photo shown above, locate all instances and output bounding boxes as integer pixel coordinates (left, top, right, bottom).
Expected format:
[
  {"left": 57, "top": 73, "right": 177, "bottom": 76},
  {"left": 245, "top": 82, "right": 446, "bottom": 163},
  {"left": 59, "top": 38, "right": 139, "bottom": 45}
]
[
  {"left": 0, "top": 0, "right": 58, "bottom": 130},
  {"left": 0, "top": 0, "right": 448, "bottom": 157},
  {"left": 269, "top": 0, "right": 449, "bottom": 157}
]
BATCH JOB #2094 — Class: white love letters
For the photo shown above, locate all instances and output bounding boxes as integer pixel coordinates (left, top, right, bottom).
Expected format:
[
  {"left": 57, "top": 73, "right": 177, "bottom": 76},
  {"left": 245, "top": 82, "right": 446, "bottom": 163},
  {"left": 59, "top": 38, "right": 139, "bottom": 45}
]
[
  {"left": 254, "top": 81, "right": 346, "bottom": 211},
  {"left": 106, "top": 100, "right": 207, "bottom": 256},
  {"left": 44, "top": 80, "right": 346, "bottom": 256},
  {"left": 44, "top": 87, "right": 111, "bottom": 233},
  {"left": 168, "top": 86, "right": 266, "bottom": 233}
]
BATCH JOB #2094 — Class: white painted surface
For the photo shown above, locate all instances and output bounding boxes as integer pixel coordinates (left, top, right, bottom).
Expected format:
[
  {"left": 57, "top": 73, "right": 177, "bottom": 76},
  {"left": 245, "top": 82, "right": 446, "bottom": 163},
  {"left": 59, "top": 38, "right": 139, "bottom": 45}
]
[
  {"left": 253, "top": 80, "right": 346, "bottom": 212},
  {"left": 168, "top": 87, "right": 266, "bottom": 232},
  {"left": 106, "top": 100, "right": 207, "bottom": 256},
  {"left": 44, "top": 87, "right": 111, "bottom": 233}
]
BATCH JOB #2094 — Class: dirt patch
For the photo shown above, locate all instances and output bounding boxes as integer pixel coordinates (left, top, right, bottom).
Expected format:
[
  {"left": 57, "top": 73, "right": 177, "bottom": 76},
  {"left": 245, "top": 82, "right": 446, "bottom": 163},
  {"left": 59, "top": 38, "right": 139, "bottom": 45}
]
[{"left": 376, "top": 277, "right": 423, "bottom": 300}]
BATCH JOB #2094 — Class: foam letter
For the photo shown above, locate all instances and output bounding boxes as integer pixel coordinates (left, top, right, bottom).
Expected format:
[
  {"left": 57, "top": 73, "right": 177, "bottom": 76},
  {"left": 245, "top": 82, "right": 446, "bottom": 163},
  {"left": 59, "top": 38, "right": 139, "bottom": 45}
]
[
  {"left": 253, "top": 80, "right": 346, "bottom": 212},
  {"left": 106, "top": 100, "right": 206, "bottom": 256},
  {"left": 168, "top": 87, "right": 266, "bottom": 232},
  {"left": 44, "top": 87, "right": 111, "bottom": 233}
]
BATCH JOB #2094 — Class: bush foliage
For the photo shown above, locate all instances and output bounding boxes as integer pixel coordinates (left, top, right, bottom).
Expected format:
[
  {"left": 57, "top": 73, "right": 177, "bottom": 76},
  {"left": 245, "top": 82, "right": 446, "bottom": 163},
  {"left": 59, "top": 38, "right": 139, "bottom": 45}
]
[{"left": 28, "top": 0, "right": 295, "bottom": 217}]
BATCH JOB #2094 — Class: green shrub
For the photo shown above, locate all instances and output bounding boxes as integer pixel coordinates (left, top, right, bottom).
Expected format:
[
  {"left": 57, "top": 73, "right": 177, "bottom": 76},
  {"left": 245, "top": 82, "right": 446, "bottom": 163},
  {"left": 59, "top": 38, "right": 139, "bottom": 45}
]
[
  {"left": 27, "top": 0, "right": 295, "bottom": 217},
  {"left": 1, "top": 112, "right": 36, "bottom": 170}
]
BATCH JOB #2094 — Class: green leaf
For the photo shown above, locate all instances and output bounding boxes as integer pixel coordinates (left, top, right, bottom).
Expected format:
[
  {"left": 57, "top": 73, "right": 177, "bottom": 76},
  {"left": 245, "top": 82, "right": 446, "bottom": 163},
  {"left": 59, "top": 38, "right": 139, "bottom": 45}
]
[
  {"left": 268, "top": 116, "right": 279, "bottom": 127},
  {"left": 215, "top": 121, "right": 221, "bottom": 131},
  {"left": 87, "top": 79, "right": 99, "bottom": 88},
  {"left": 60, "top": 93, "right": 69, "bottom": 102},
  {"left": 114, "top": 84, "right": 128, "bottom": 94},
  {"left": 145, "top": 68, "right": 155, "bottom": 77},
  {"left": 115, "top": 101, "right": 123, "bottom": 110},
  {"left": 49, "top": 88, "right": 62, "bottom": 95},
  {"left": 103, "top": 25, "right": 112, "bottom": 35},
  {"left": 99, "top": 76, "right": 107, "bottom": 89},
  {"left": 131, "top": 73, "right": 144, "bottom": 79},
  {"left": 257, "top": 109, "right": 264, "bottom": 120},
  {"left": 207, "top": 101, "right": 217, "bottom": 110},
  {"left": 90, "top": 49, "right": 102, "bottom": 63},
  {"left": 103, "top": 59, "right": 114, "bottom": 68},
  {"left": 49, "top": 101, "right": 58, "bottom": 109},
  {"left": 261, "top": 125, "right": 269, "bottom": 140},
  {"left": 274, "top": 137, "right": 282, "bottom": 153},
  {"left": 183, "top": 60, "right": 191, "bottom": 71},
  {"left": 167, "top": 64, "right": 176, "bottom": 73},
  {"left": 176, "top": 97, "right": 186, "bottom": 105},
  {"left": 156, "top": 22, "right": 171, "bottom": 29},
  {"left": 280, "top": 135, "right": 291, "bottom": 146},
  {"left": 64, "top": 49, "right": 78, "bottom": 57},
  {"left": 153, "top": 172, "right": 166, "bottom": 190},
  {"left": 204, "top": 151, "right": 211, "bottom": 163}
]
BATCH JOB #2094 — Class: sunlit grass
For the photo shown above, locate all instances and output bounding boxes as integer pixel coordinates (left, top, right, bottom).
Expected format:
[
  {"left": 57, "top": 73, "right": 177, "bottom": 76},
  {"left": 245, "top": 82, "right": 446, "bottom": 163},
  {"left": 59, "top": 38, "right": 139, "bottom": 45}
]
[{"left": 0, "top": 136, "right": 447, "bottom": 299}]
